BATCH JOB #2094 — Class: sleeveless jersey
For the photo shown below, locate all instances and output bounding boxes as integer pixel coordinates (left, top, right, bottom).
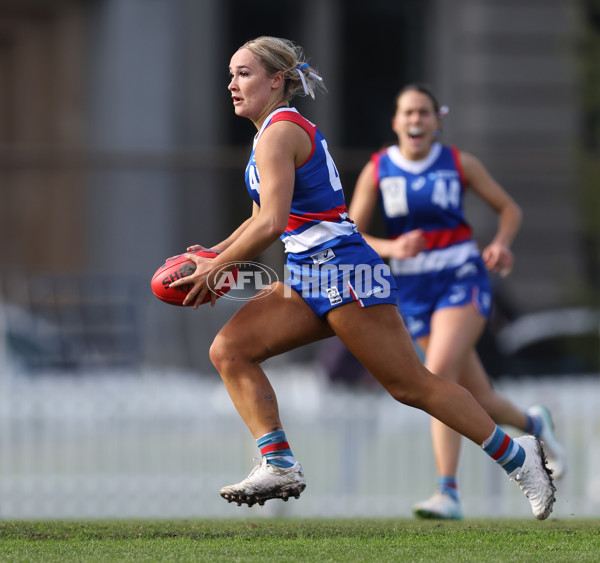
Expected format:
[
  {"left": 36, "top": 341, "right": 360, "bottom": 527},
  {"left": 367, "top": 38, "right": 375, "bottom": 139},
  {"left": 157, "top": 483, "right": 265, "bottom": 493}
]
[
  {"left": 372, "top": 142, "right": 478, "bottom": 275},
  {"left": 245, "top": 107, "right": 356, "bottom": 254}
]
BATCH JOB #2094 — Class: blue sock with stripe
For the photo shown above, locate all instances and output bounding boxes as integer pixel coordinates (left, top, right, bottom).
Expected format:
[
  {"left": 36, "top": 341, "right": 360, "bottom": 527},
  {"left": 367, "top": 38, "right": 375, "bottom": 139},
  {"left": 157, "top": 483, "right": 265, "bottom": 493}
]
[
  {"left": 257, "top": 430, "right": 296, "bottom": 468},
  {"left": 482, "top": 425, "right": 525, "bottom": 474},
  {"left": 438, "top": 476, "right": 459, "bottom": 502}
]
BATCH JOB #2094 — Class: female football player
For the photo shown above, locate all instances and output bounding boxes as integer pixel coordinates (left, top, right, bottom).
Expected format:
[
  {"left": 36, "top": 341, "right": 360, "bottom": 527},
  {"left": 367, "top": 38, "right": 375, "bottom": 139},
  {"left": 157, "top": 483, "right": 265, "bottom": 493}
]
[
  {"left": 348, "top": 83, "right": 565, "bottom": 519},
  {"left": 170, "top": 38, "right": 555, "bottom": 519}
]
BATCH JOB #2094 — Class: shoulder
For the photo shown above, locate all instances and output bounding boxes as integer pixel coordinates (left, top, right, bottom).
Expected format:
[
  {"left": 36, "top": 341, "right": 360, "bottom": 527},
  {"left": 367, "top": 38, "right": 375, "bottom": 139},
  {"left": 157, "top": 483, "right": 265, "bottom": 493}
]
[
  {"left": 269, "top": 109, "right": 317, "bottom": 137},
  {"left": 449, "top": 146, "right": 482, "bottom": 169},
  {"left": 262, "top": 109, "right": 316, "bottom": 142},
  {"left": 362, "top": 158, "right": 377, "bottom": 175},
  {"left": 355, "top": 158, "right": 378, "bottom": 192},
  {"left": 451, "top": 149, "right": 499, "bottom": 191},
  {"left": 257, "top": 120, "right": 307, "bottom": 153},
  {"left": 374, "top": 145, "right": 393, "bottom": 158},
  {"left": 369, "top": 145, "right": 395, "bottom": 170},
  {"left": 257, "top": 112, "right": 314, "bottom": 166}
]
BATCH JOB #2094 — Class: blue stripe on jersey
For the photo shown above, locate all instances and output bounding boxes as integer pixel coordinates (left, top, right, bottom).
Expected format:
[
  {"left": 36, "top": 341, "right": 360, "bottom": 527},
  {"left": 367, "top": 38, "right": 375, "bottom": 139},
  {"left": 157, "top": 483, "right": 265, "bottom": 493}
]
[
  {"left": 245, "top": 107, "right": 355, "bottom": 254},
  {"left": 374, "top": 143, "right": 471, "bottom": 240}
]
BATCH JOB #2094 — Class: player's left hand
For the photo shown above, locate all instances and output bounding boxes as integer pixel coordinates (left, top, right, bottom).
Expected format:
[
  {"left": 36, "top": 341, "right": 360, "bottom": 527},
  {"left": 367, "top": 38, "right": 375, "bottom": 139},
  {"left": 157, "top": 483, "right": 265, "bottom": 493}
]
[
  {"left": 169, "top": 252, "right": 217, "bottom": 308},
  {"left": 482, "top": 242, "right": 514, "bottom": 277},
  {"left": 389, "top": 229, "right": 426, "bottom": 259}
]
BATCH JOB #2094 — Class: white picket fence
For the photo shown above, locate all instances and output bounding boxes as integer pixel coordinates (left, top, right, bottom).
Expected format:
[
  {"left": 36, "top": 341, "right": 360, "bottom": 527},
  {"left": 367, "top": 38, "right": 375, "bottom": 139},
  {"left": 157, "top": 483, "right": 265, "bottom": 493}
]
[{"left": 0, "top": 362, "right": 597, "bottom": 520}]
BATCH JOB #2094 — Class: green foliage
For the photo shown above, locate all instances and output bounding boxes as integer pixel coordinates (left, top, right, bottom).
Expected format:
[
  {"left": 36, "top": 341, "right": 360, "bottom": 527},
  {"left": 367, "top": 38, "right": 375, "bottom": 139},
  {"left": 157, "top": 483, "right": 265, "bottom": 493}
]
[{"left": 0, "top": 519, "right": 598, "bottom": 562}]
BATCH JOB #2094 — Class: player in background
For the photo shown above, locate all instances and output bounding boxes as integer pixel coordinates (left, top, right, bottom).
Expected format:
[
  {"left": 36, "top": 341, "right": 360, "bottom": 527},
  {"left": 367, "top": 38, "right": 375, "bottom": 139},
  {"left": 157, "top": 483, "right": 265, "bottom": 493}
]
[
  {"left": 348, "top": 84, "right": 566, "bottom": 520},
  {"left": 170, "top": 37, "right": 555, "bottom": 520}
]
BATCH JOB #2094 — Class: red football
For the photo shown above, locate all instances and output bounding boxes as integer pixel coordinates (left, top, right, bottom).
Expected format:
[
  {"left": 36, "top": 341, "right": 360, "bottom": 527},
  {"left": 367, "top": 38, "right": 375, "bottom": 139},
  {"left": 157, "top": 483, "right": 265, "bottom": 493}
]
[{"left": 151, "top": 250, "right": 238, "bottom": 306}]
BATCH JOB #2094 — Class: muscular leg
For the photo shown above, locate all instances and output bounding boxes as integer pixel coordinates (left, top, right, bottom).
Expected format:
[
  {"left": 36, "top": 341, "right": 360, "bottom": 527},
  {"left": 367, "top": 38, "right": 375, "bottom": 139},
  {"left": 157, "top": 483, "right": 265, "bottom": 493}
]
[
  {"left": 209, "top": 282, "right": 333, "bottom": 438},
  {"left": 418, "top": 304, "right": 486, "bottom": 478},
  {"left": 326, "top": 303, "right": 496, "bottom": 445},
  {"left": 460, "top": 351, "right": 528, "bottom": 429}
]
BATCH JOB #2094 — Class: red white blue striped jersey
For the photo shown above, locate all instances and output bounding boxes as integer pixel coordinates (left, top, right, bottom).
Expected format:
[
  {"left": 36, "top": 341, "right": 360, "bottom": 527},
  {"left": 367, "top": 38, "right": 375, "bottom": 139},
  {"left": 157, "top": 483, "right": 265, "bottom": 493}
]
[
  {"left": 372, "top": 142, "right": 479, "bottom": 275},
  {"left": 245, "top": 107, "right": 356, "bottom": 254}
]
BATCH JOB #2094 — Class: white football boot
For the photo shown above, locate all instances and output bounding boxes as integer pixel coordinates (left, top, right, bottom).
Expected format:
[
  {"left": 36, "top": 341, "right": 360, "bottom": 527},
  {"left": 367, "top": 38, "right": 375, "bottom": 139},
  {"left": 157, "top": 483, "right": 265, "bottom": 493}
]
[
  {"left": 527, "top": 404, "right": 567, "bottom": 480},
  {"left": 220, "top": 457, "right": 306, "bottom": 507},
  {"left": 413, "top": 492, "right": 463, "bottom": 520},
  {"left": 509, "top": 435, "right": 556, "bottom": 520}
]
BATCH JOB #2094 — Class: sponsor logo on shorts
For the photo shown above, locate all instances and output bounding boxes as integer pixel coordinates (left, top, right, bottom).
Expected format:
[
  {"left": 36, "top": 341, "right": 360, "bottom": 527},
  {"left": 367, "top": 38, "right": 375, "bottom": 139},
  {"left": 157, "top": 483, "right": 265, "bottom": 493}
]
[
  {"left": 406, "top": 316, "right": 425, "bottom": 336},
  {"left": 310, "top": 248, "right": 336, "bottom": 264},
  {"left": 448, "top": 287, "right": 467, "bottom": 304},
  {"left": 365, "top": 285, "right": 385, "bottom": 297},
  {"left": 326, "top": 287, "right": 343, "bottom": 305},
  {"left": 455, "top": 262, "right": 478, "bottom": 279}
]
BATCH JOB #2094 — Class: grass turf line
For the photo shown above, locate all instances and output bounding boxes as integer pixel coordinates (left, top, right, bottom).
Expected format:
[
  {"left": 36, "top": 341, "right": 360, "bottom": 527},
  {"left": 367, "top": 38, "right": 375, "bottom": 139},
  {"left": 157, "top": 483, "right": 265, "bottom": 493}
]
[{"left": 0, "top": 519, "right": 598, "bottom": 562}]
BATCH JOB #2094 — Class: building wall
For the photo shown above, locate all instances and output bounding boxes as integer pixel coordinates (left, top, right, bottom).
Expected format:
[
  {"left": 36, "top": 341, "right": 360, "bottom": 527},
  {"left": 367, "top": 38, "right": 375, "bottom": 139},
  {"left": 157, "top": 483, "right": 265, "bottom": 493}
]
[
  {"left": 0, "top": 1, "right": 85, "bottom": 271},
  {"left": 428, "top": 0, "right": 583, "bottom": 312},
  {"left": 0, "top": 0, "right": 590, "bottom": 374}
]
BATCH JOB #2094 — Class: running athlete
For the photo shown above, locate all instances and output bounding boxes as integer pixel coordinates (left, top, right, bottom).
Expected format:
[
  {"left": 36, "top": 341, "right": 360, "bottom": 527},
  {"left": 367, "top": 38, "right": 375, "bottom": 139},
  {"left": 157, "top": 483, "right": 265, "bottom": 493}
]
[
  {"left": 170, "top": 38, "right": 555, "bottom": 519},
  {"left": 348, "top": 83, "right": 566, "bottom": 519}
]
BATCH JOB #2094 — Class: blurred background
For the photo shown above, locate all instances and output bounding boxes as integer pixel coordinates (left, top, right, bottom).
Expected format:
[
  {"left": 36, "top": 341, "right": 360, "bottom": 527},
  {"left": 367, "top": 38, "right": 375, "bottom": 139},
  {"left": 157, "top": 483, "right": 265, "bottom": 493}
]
[{"left": 0, "top": 0, "right": 598, "bottom": 519}]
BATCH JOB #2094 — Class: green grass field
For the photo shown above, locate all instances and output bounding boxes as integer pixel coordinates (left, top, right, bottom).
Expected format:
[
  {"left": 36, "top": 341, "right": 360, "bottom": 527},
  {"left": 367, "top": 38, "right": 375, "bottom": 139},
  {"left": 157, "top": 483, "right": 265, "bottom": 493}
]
[{"left": 0, "top": 519, "right": 598, "bottom": 562}]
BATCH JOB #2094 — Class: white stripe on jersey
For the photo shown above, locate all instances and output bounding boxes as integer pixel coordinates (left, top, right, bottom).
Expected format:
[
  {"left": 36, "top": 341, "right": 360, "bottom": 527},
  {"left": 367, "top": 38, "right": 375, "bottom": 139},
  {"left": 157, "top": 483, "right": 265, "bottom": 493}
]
[
  {"left": 283, "top": 221, "right": 357, "bottom": 254},
  {"left": 390, "top": 240, "right": 479, "bottom": 275},
  {"left": 386, "top": 142, "right": 442, "bottom": 175}
]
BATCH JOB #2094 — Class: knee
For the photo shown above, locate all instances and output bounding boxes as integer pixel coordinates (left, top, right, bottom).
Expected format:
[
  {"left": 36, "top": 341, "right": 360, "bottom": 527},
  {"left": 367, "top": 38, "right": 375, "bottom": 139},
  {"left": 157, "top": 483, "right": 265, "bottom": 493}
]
[
  {"left": 428, "top": 364, "right": 458, "bottom": 383},
  {"left": 387, "top": 384, "right": 428, "bottom": 410},
  {"left": 386, "top": 367, "right": 449, "bottom": 411},
  {"left": 474, "top": 392, "right": 495, "bottom": 414},
  {"left": 209, "top": 333, "right": 237, "bottom": 373}
]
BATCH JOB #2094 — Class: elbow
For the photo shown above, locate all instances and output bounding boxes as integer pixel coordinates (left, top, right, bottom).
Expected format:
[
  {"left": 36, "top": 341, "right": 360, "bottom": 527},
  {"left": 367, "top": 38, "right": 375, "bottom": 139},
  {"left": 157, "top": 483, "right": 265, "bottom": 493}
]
[
  {"left": 513, "top": 203, "right": 524, "bottom": 228},
  {"left": 266, "top": 218, "right": 287, "bottom": 242},
  {"left": 254, "top": 210, "right": 288, "bottom": 242},
  {"left": 502, "top": 200, "right": 523, "bottom": 229}
]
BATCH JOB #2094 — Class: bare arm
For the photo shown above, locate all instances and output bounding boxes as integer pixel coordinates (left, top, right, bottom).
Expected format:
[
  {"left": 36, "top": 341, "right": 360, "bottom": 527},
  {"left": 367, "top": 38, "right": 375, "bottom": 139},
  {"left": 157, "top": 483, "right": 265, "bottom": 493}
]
[
  {"left": 348, "top": 160, "right": 425, "bottom": 259},
  {"left": 173, "top": 120, "right": 306, "bottom": 307},
  {"left": 211, "top": 122, "right": 299, "bottom": 263},
  {"left": 186, "top": 212, "right": 257, "bottom": 255},
  {"left": 460, "top": 151, "right": 523, "bottom": 276}
]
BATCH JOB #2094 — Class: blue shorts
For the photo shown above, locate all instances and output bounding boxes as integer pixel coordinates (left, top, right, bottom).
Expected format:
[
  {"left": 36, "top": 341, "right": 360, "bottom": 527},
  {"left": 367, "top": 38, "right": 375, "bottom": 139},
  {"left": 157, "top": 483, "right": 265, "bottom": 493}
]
[
  {"left": 285, "top": 234, "right": 398, "bottom": 318},
  {"left": 395, "top": 255, "right": 492, "bottom": 339}
]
